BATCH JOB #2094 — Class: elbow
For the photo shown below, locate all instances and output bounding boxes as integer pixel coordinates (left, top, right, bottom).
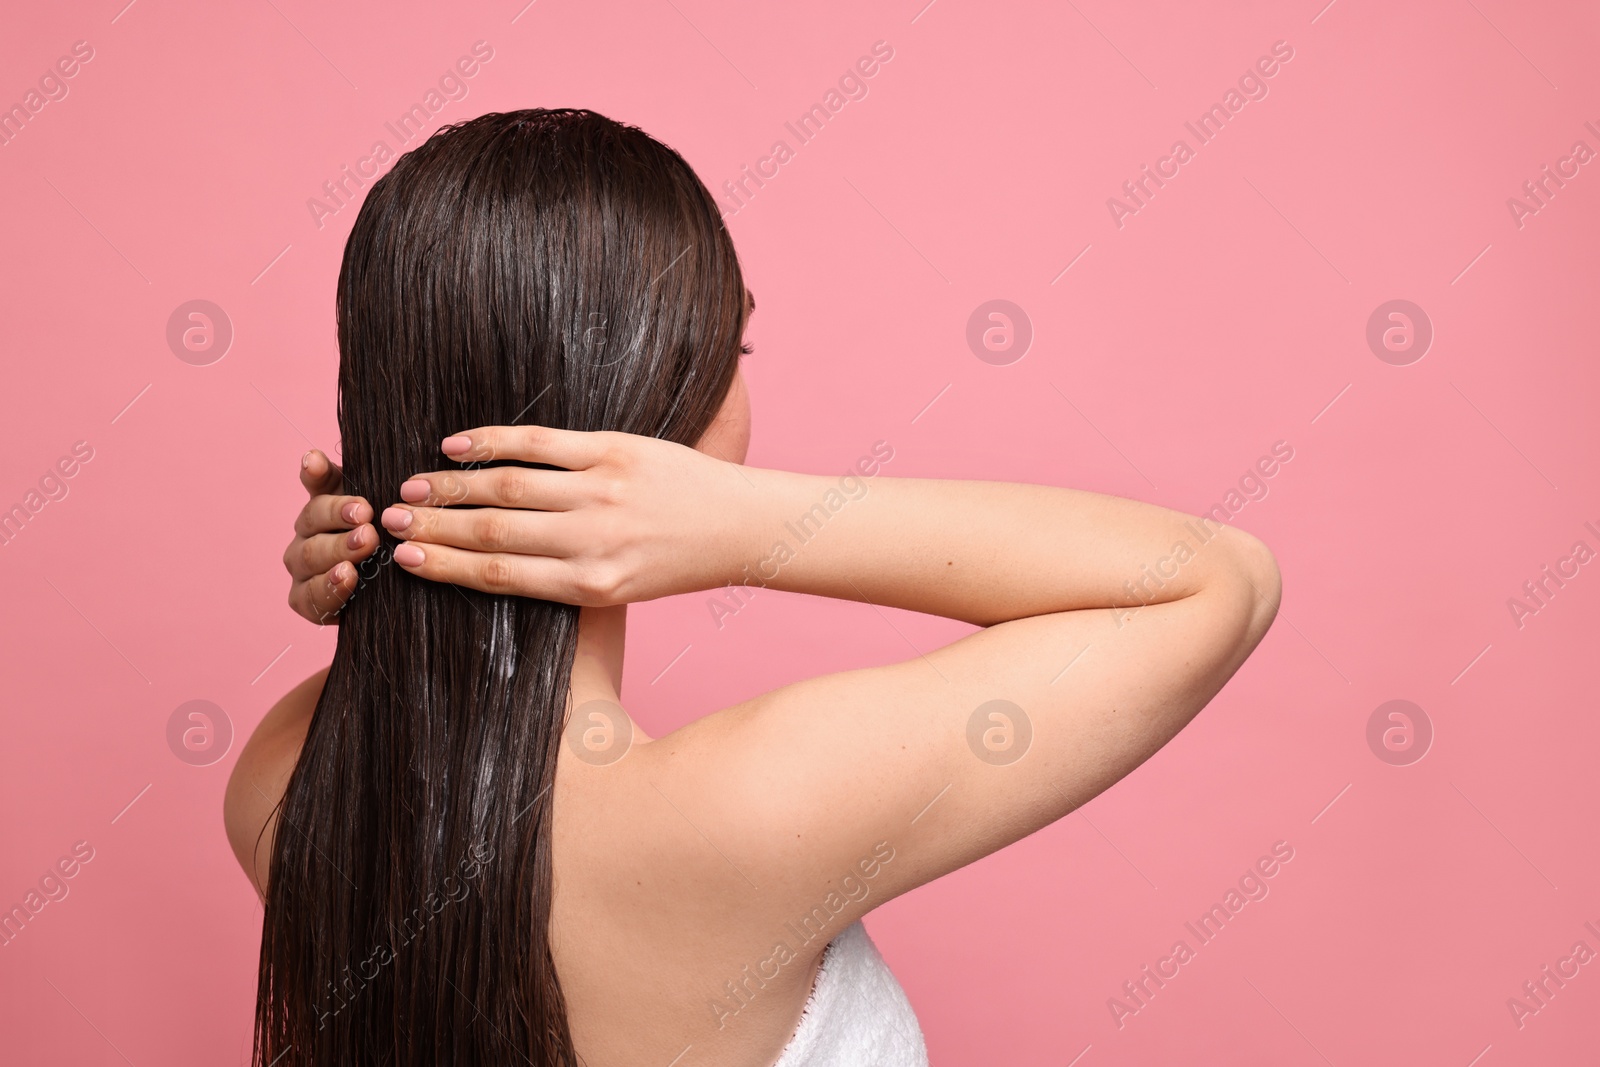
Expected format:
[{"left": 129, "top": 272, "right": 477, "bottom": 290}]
[
  {"left": 1232, "top": 531, "right": 1282, "bottom": 642},
  {"left": 1200, "top": 524, "right": 1281, "bottom": 644}
]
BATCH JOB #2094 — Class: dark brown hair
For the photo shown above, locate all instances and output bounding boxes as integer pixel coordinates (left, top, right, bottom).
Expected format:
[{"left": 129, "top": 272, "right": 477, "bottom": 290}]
[{"left": 255, "top": 108, "right": 746, "bottom": 1064}]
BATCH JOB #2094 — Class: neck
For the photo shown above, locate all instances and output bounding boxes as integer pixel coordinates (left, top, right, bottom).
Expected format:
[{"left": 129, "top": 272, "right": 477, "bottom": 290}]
[{"left": 569, "top": 604, "right": 651, "bottom": 741}]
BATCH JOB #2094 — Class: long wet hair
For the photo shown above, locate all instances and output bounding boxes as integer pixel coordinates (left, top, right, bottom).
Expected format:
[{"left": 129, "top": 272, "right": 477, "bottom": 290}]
[{"left": 255, "top": 109, "right": 747, "bottom": 1065}]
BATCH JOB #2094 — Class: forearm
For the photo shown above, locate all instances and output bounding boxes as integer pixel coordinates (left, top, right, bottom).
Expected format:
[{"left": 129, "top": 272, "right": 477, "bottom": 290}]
[
  {"left": 366, "top": 426, "right": 1277, "bottom": 622},
  {"left": 739, "top": 469, "right": 1269, "bottom": 627}
]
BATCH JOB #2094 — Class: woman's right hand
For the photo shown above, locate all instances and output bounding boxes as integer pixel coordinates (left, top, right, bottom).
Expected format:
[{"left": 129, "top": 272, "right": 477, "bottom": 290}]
[
  {"left": 284, "top": 449, "right": 377, "bottom": 624},
  {"left": 377, "top": 426, "right": 760, "bottom": 606}
]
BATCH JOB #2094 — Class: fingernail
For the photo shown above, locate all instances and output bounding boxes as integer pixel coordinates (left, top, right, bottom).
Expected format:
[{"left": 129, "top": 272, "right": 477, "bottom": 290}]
[
  {"left": 341, "top": 501, "right": 361, "bottom": 524},
  {"left": 328, "top": 562, "right": 348, "bottom": 588},
  {"left": 302, "top": 450, "right": 314, "bottom": 469},
  {"left": 441, "top": 435, "right": 473, "bottom": 456},
  {"left": 394, "top": 544, "right": 425, "bottom": 567},
  {"left": 381, "top": 507, "right": 413, "bottom": 532},
  {"left": 400, "top": 479, "right": 430, "bottom": 503},
  {"left": 347, "top": 527, "right": 366, "bottom": 549}
]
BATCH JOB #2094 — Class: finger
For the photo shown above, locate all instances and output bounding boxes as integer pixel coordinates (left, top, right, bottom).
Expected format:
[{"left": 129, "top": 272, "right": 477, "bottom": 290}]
[
  {"left": 380, "top": 504, "right": 575, "bottom": 556},
  {"left": 440, "top": 425, "right": 609, "bottom": 470},
  {"left": 294, "top": 493, "right": 374, "bottom": 538},
  {"left": 284, "top": 525, "right": 380, "bottom": 580},
  {"left": 396, "top": 466, "right": 583, "bottom": 510},
  {"left": 289, "top": 560, "right": 359, "bottom": 625},
  {"left": 389, "top": 541, "right": 594, "bottom": 604},
  {"left": 300, "top": 448, "right": 345, "bottom": 496}
]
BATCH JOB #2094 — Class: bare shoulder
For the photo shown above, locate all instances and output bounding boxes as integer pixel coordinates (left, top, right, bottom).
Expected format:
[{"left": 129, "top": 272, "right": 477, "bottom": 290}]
[{"left": 223, "top": 667, "right": 326, "bottom": 900}]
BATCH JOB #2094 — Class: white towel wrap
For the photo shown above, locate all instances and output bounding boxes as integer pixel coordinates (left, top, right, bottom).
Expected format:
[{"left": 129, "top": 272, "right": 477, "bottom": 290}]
[{"left": 768, "top": 920, "right": 929, "bottom": 1067}]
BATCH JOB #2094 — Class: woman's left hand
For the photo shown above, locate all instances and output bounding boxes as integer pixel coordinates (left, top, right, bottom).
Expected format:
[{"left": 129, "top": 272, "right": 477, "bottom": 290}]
[{"left": 284, "top": 449, "right": 377, "bottom": 623}]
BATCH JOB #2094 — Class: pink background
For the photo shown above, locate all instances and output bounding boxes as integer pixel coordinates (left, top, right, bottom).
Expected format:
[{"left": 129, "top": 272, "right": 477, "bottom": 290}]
[{"left": 2, "top": 0, "right": 1598, "bottom": 1063}]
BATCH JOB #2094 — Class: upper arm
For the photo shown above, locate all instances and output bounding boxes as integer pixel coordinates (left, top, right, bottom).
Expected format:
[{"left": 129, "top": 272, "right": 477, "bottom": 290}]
[
  {"left": 643, "top": 530, "right": 1281, "bottom": 934},
  {"left": 223, "top": 668, "right": 326, "bottom": 900}
]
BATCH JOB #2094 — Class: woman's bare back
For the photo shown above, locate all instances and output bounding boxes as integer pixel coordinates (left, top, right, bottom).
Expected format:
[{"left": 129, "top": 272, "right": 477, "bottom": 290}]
[
  {"left": 228, "top": 671, "right": 832, "bottom": 1067},
  {"left": 245, "top": 434, "right": 1283, "bottom": 1064}
]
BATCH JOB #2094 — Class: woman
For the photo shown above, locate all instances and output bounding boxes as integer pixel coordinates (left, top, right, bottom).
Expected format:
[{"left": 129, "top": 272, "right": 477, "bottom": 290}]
[{"left": 227, "top": 108, "right": 1281, "bottom": 1066}]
